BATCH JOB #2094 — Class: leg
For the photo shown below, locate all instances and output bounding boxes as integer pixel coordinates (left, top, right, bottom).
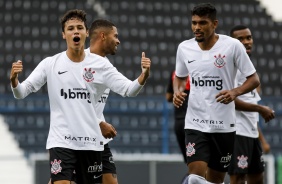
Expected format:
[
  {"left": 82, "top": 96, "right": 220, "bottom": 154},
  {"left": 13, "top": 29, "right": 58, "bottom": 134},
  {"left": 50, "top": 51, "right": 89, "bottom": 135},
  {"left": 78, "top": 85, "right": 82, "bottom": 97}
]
[
  {"left": 247, "top": 173, "right": 263, "bottom": 184},
  {"left": 102, "top": 144, "right": 118, "bottom": 184},
  {"left": 174, "top": 118, "right": 187, "bottom": 163},
  {"left": 229, "top": 173, "right": 246, "bottom": 184},
  {"left": 49, "top": 148, "right": 76, "bottom": 184},
  {"left": 103, "top": 173, "right": 118, "bottom": 184},
  {"left": 206, "top": 168, "right": 226, "bottom": 183}
]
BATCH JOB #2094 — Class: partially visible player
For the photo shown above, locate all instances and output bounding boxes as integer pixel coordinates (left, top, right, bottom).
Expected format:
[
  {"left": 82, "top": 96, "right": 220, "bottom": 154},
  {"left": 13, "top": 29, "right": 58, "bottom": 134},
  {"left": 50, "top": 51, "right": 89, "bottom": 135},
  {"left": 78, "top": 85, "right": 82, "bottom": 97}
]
[
  {"left": 228, "top": 25, "right": 275, "bottom": 184},
  {"left": 173, "top": 3, "right": 260, "bottom": 183},
  {"left": 166, "top": 70, "right": 190, "bottom": 163}
]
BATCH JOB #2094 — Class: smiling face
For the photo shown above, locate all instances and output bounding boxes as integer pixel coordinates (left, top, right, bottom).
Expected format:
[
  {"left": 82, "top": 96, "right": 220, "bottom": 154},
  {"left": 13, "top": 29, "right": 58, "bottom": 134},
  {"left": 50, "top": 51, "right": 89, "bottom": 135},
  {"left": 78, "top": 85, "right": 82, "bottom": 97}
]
[
  {"left": 102, "top": 26, "right": 120, "bottom": 55},
  {"left": 62, "top": 18, "right": 88, "bottom": 51},
  {"left": 191, "top": 15, "right": 218, "bottom": 43},
  {"left": 232, "top": 28, "right": 253, "bottom": 56}
]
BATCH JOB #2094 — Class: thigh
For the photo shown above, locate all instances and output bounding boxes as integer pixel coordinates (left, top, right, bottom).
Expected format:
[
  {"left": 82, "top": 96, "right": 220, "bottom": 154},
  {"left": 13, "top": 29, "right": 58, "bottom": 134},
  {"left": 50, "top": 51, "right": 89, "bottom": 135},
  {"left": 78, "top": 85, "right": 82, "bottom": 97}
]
[
  {"left": 228, "top": 135, "right": 253, "bottom": 175},
  {"left": 103, "top": 144, "right": 117, "bottom": 174},
  {"left": 49, "top": 147, "right": 76, "bottom": 183},
  {"left": 248, "top": 138, "right": 265, "bottom": 174},
  {"left": 75, "top": 150, "right": 103, "bottom": 184},
  {"left": 208, "top": 131, "right": 235, "bottom": 172},
  {"left": 185, "top": 129, "right": 210, "bottom": 165}
]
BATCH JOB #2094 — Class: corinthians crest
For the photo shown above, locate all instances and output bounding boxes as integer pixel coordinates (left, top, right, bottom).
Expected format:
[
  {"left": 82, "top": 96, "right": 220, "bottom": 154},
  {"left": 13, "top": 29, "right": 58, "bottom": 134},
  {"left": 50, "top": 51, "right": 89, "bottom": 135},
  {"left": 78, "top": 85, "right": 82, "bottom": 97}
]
[
  {"left": 83, "top": 68, "right": 95, "bottom": 82},
  {"left": 186, "top": 142, "right": 196, "bottom": 157},
  {"left": 214, "top": 54, "right": 226, "bottom": 68},
  {"left": 237, "top": 155, "right": 248, "bottom": 169}
]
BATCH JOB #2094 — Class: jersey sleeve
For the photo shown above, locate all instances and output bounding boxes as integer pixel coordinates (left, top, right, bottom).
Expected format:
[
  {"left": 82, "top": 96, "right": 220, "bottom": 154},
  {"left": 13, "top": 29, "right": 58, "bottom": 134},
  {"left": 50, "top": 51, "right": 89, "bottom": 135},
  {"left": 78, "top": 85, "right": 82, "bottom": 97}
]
[
  {"left": 11, "top": 58, "right": 48, "bottom": 99},
  {"left": 175, "top": 44, "right": 189, "bottom": 78},
  {"left": 233, "top": 40, "right": 256, "bottom": 77},
  {"left": 102, "top": 66, "right": 143, "bottom": 97}
]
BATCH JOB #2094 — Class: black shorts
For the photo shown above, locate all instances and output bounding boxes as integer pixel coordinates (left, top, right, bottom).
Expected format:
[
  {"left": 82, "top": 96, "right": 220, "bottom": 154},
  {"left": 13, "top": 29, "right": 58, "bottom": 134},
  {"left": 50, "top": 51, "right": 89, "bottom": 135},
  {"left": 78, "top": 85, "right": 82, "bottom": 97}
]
[
  {"left": 49, "top": 147, "right": 103, "bottom": 184},
  {"left": 185, "top": 129, "right": 235, "bottom": 172},
  {"left": 103, "top": 143, "right": 117, "bottom": 174},
  {"left": 228, "top": 135, "right": 265, "bottom": 175}
]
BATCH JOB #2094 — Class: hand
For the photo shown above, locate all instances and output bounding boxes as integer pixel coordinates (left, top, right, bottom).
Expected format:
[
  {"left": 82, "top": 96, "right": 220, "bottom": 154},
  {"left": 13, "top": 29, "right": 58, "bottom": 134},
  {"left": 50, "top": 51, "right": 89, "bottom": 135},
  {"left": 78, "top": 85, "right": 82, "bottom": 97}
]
[
  {"left": 173, "top": 91, "right": 187, "bottom": 108},
  {"left": 141, "top": 52, "right": 151, "bottom": 76},
  {"left": 10, "top": 60, "right": 23, "bottom": 80},
  {"left": 261, "top": 141, "right": 271, "bottom": 154},
  {"left": 99, "top": 121, "right": 117, "bottom": 139},
  {"left": 259, "top": 105, "right": 275, "bottom": 123},
  {"left": 215, "top": 89, "right": 237, "bottom": 104}
]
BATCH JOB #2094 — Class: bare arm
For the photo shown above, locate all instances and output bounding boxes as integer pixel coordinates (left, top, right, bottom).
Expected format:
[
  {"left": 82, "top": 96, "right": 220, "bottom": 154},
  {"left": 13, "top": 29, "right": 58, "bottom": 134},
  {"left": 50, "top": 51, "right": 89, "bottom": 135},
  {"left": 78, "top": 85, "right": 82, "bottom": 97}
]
[
  {"left": 172, "top": 76, "right": 188, "bottom": 108},
  {"left": 216, "top": 72, "right": 260, "bottom": 104},
  {"left": 258, "top": 126, "right": 271, "bottom": 153}
]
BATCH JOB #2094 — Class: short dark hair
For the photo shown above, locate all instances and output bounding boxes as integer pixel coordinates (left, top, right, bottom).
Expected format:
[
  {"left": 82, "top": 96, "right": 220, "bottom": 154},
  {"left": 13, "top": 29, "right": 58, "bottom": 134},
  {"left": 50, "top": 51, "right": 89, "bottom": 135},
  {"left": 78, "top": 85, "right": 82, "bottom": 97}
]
[
  {"left": 230, "top": 25, "right": 249, "bottom": 37},
  {"left": 89, "top": 19, "right": 116, "bottom": 38},
  {"left": 191, "top": 3, "right": 217, "bottom": 21},
  {"left": 60, "top": 9, "right": 88, "bottom": 32}
]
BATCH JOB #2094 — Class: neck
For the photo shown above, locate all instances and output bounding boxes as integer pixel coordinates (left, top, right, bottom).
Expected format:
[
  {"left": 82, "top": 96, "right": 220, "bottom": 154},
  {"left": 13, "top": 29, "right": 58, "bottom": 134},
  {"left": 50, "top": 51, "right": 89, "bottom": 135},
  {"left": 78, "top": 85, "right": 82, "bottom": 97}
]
[
  {"left": 198, "top": 34, "right": 219, "bottom": 50},
  {"left": 90, "top": 44, "right": 105, "bottom": 57},
  {"left": 66, "top": 48, "right": 85, "bottom": 62}
]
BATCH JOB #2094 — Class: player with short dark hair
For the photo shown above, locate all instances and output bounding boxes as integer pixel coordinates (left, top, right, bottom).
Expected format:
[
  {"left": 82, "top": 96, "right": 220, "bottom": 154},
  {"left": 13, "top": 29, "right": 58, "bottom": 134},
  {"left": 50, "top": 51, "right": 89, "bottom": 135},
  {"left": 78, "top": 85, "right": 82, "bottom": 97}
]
[
  {"left": 173, "top": 3, "right": 260, "bottom": 184},
  {"left": 228, "top": 25, "right": 275, "bottom": 184}
]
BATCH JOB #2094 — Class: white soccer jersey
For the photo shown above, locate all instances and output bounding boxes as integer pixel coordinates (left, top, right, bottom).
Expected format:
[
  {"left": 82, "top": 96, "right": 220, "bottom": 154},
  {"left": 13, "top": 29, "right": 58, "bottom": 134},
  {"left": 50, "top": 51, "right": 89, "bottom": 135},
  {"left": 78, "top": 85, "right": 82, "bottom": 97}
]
[
  {"left": 83, "top": 52, "right": 144, "bottom": 105},
  {"left": 176, "top": 34, "right": 256, "bottom": 133},
  {"left": 12, "top": 51, "right": 105, "bottom": 151},
  {"left": 235, "top": 70, "right": 261, "bottom": 138}
]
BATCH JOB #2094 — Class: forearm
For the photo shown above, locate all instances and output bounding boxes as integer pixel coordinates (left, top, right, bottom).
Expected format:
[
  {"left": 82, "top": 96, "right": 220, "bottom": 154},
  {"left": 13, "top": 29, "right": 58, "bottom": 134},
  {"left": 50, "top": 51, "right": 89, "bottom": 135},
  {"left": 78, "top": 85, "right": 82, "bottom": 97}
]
[
  {"left": 125, "top": 79, "right": 144, "bottom": 97},
  {"left": 234, "top": 98, "right": 261, "bottom": 112},
  {"left": 137, "top": 72, "right": 149, "bottom": 85},
  {"left": 233, "top": 73, "right": 260, "bottom": 97},
  {"left": 173, "top": 76, "right": 187, "bottom": 93}
]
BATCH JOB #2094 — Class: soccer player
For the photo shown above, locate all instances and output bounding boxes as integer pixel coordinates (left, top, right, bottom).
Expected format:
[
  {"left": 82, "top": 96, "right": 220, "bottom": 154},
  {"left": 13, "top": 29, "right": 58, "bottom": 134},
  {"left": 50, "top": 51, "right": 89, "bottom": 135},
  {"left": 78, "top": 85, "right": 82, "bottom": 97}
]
[
  {"left": 166, "top": 70, "right": 190, "bottom": 163},
  {"left": 173, "top": 3, "right": 260, "bottom": 184},
  {"left": 10, "top": 9, "right": 150, "bottom": 184},
  {"left": 228, "top": 25, "right": 275, "bottom": 184}
]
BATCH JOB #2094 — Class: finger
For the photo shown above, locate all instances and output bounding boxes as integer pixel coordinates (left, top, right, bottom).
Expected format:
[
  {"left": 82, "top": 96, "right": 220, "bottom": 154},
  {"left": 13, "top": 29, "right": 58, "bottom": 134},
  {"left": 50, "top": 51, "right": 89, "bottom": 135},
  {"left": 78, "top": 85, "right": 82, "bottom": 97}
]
[{"left": 142, "top": 52, "right": 145, "bottom": 58}]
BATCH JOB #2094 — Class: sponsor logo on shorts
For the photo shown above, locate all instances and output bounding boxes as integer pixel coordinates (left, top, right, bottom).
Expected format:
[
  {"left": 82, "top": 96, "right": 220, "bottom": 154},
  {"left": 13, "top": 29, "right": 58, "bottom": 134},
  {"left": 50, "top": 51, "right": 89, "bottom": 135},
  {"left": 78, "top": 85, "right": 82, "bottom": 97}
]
[
  {"left": 220, "top": 153, "right": 232, "bottom": 168},
  {"left": 237, "top": 155, "right": 248, "bottom": 169},
  {"left": 51, "top": 159, "right": 62, "bottom": 175},
  {"left": 88, "top": 162, "right": 103, "bottom": 173},
  {"left": 109, "top": 156, "right": 115, "bottom": 163},
  {"left": 186, "top": 142, "right": 196, "bottom": 157}
]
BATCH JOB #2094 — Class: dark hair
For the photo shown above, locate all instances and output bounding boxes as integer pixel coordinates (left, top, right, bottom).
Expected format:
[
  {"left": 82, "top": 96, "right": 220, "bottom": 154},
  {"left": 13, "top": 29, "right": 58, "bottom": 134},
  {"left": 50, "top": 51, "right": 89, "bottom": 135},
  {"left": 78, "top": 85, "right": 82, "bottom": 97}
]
[
  {"left": 229, "top": 25, "right": 249, "bottom": 37},
  {"left": 191, "top": 3, "right": 217, "bottom": 21},
  {"left": 60, "top": 9, "right": 88, "bottom": 32},
  {"left": 89, "top": 19, "right": 116, "bottom": 38}
]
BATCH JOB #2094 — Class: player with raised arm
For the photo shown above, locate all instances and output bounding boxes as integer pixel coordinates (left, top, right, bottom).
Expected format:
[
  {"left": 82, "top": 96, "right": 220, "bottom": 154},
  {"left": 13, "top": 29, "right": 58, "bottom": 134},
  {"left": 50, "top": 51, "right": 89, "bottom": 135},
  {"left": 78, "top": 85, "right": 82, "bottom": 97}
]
[
  {"left": 228, "top": 25, "right": 275, "bottom": 184},
  {"left": 173, "top": 3, "right": 260, "bottom": 184}
]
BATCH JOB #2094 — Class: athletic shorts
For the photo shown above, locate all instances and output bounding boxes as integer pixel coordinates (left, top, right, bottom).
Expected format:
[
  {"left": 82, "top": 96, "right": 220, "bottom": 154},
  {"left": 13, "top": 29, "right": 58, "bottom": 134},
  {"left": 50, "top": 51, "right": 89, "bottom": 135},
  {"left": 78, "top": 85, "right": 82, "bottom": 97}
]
[
  {"left": 228, "top": 135, "right": 265, "bottom": 175},
  {"left": 103, "top": 143, "right": 117, "bottom": 174},
  {"left": 49, "top": 147, "right": 103, "bottom": 184},
  {"left": 185, "top": 129, "right": 235, "bottom": 172}
]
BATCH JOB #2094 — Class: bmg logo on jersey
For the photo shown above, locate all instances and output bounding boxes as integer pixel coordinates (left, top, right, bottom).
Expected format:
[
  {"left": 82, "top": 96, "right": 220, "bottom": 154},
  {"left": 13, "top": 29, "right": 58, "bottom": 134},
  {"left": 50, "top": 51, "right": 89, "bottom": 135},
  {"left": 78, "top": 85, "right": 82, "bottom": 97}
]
[
  {"left": 191, "top": 76, "right": 223, "bottom": 90},
  {"left": 60, "top": 88, "right": 91, "bottom": 103}
]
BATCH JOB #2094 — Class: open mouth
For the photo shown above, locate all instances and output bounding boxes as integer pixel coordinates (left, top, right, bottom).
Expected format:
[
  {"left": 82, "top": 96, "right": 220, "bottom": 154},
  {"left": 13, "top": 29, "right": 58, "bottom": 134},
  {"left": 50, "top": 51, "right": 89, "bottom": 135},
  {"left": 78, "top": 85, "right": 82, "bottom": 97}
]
[{"left": 73, "top": 37, "right": 80, "bottom": 42}]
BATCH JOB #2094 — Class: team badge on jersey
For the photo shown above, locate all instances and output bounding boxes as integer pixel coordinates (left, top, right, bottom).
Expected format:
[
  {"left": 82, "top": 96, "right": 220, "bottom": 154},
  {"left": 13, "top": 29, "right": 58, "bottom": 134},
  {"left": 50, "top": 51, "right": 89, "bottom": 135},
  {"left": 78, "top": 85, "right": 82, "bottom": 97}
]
[
  {"left": 51, "top": 159, "right": 62, "bottom": 174},
  {"left": 237, "top": 155, "right": 248, "bottom": 169},
  {"left": 186, "top": 142, "right": 196, "bottom": 157},
  {"left": 214, "top": 54, "right": 226, "bottom": 68},
  {"left": 83, "top": 68, "right": 95, "bottom": 82}
]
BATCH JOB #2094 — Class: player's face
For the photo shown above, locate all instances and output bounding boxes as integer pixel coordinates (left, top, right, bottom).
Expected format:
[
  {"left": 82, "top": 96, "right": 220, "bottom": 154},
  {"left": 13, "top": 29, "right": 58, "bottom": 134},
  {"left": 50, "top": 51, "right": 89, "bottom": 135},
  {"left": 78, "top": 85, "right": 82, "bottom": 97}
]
[
  {"left": 232, "top": 28, "right": 253, "bottom": 56},
  {"left": 62, "top": 18, "right": 88, "bottom": 51},
  {"left": 191, "top": 15, "right": 218, "bottom": 42},
  {"left": 104, "top": 26, "right": 120, "bottom": 55}
]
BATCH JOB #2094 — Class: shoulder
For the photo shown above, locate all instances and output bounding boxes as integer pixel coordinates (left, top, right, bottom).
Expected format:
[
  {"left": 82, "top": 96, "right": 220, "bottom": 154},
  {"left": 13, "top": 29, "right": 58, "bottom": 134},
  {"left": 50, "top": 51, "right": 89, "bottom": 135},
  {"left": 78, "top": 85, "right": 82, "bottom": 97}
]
[
  {"left": 178, "top": 38, "right": 195, "bottom": 48},
  {"left": 85, "top": 52, "right": 113, "bottom": 68},
  {"left": 218, "top": 34, "right": 241, "bottom": 45},
  {"left": 40, "top": 51, "right": 65, "bottom": 64}
]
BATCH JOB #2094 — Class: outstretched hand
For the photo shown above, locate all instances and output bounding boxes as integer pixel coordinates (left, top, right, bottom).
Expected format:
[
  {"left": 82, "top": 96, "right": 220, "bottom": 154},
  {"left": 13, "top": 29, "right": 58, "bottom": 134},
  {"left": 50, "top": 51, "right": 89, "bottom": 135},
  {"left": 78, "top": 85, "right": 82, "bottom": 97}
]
[
  {"left": 10, "top": 60, "right": 23, "bottom": 80},
  {"left": 99, "top": 121, "right": 117, "bottom": 139},
  {"left": 141, "top": 52, "right": 151, "bottom": 76}
]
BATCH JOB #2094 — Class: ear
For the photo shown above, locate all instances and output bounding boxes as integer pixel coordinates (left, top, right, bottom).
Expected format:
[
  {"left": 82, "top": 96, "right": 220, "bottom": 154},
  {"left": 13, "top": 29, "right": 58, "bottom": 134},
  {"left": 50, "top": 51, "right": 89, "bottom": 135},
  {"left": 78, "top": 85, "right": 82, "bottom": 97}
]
[
  {"left": 101, "top": 32, "right": 106, "bottom": 40},
  {"left": 62, "top": 32, "right": 66, "bottom": 39},
  {"left": 213, "top": 20, "right": 218, "bottom": 29},
  {"left": 86, "top": 30, "right": 89, "bottom": 37}
]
